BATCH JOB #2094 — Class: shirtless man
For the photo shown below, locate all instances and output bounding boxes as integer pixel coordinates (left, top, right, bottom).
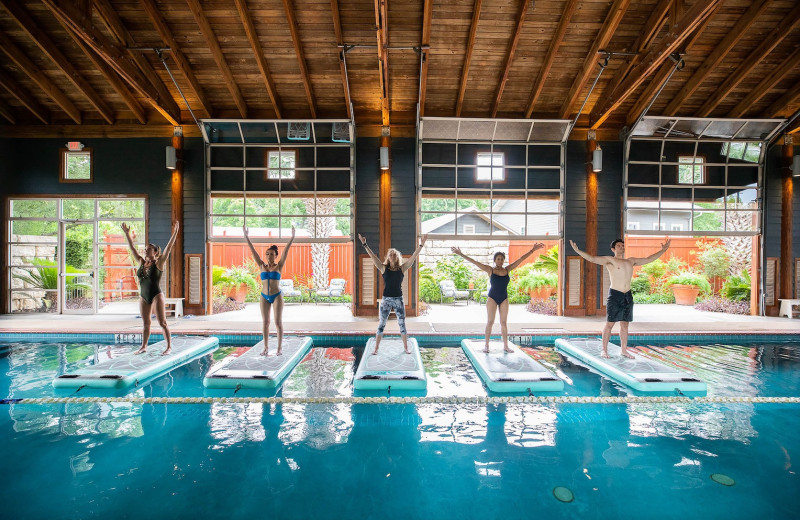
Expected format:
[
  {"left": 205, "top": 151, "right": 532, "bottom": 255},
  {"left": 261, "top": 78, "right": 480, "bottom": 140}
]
[{"left": 570, "top": 238, "right": 670, "bottom": 359}]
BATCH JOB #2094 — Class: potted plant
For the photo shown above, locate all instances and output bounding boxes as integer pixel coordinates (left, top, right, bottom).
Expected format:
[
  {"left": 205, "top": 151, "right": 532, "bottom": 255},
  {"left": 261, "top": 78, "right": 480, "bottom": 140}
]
[
  {"left": 220, "top": 265, "right": 257, "bottom": 302},
  {"left": 518, "top": 269, "right": 558, "bottom": 300},
  {"left": 667, "top": 271, "right": 711, "bottom": 305}
]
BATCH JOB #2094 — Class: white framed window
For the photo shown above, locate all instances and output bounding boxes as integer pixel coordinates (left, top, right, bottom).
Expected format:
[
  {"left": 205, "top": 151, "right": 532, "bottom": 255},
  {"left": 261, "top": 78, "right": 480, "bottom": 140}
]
[
  {"left": 678, "top": 156, "right": 705, "bottom": 184},
  {"left": 627, "top": 221, "right": 640, "bottom": 230},
  {"left": 670, "top": 223, "right": 683, "bottom": 231},
  {"left": 476, "top": 152, "right": 504, "bottom": 181},
  {"left": 267, "top": 150, "right": 296, "bottom": 179},
  {"left": 462, "top": 224, "right": 476, "bottom": 234},
  {"left": 60, "top": 149, "right": 93, "bottom": 183},
  {"left": 652, "top": 223, "right": 666, "bottom": 230}
]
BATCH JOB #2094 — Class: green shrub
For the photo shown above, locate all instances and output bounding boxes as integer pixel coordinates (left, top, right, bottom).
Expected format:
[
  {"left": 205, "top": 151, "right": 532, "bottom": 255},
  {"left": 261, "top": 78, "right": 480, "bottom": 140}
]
[
  {"left": 518, "top": 270, "right": 558, "bottom": 291},
  {"left": 419, "top": 278, "right": 441, "bottom": 303},
  {"left": 722, "top": 270, "right": 751, "bottom": 301},
  {"left": 640, "top": 258, "right": 666, "bottom": 281},
  {"left": 631, "top": 274, "right": 651, "bottom": 295},
  {"left": 633, "top": 292, "right": 675, "bottom": 304},
  {"left": 434, "top": 256, "right": 472, "bottom": 288},
  {"left": 667, "top": 272, "right": 712, "bottom": 294},
  {"left": 530, "top": 245, "right": 558, "bottom": 273},
  {"left": 695, "top": 241, "right": 729, "bottom": 279}
]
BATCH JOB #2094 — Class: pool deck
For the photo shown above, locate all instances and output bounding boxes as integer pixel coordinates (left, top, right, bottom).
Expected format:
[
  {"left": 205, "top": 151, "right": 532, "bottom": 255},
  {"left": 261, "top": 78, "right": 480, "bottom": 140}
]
[{"left": 1, "top": 303, "right": 797, "bottom": 337}]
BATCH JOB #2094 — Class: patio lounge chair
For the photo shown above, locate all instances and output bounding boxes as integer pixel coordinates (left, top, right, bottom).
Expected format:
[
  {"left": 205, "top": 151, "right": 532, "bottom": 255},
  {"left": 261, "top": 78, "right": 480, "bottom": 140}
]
[
  {"left": 439, "top": 280, "right": 469, "bottom": 304},
  {"left": 317, "top": 278, "right": 346, "bottom": 298},
  {"left": 279, "top": 279, "right": 302, "bottom": 298}
]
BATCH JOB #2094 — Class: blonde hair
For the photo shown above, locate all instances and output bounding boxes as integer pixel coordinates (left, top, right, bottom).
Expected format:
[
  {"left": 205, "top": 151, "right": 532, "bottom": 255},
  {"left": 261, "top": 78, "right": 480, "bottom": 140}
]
[{"left": 383, "top": 248, "right": 402, "bottom": 270}]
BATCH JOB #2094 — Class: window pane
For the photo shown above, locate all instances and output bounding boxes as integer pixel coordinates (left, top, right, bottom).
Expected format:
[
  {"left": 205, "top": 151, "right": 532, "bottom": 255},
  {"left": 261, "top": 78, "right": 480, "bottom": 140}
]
[
  {"left": 11, "top": 220, "right": 58, "bottom": 237},
  {"left": 62, "top": 199, "right": 95, "bottom": 219},
  {"left": 10, "top": 244, "right": 57, "bottom": 266},
  {"left": 244, "top": 217, "right": 280, "bottom": 236},
  {"left": 678, "top": 157, "right": 703, "bottom": 184},
  {"left": 421, "top": 213, "right": 451, "bottom": 233},
  {"left": 211, "top": 197, "right": 244, "bottom": 215},
  {"left": 65, "top": 152, "right": 91, "bottom": 180},
  {"left": 99, "top": 200, "right": 144, "bottom": 218},
  {"left": 246, "top": 197, "right": 280, "bottom": 215},
  {"left": 11, "top": 199, "right": 57, "bottom": 219},
  {"left": 268, "top": 151, "right": 296, "bottom": 179},
  {"left": 98, "top": 221, "right": 144, "bottom": 244},
  {"left": 421, "top": 198, "right": 456, "bottom": 214},
  {"left": 692, "top": 210, "right": 723, "bottom": 232},
  {"left": 280, "top": 198, "right": 309, "bottom": 216},
  {"left": 724, "top": 210, "right": 757, "bottom": 232},
  {"left": 526, "top": 214, "right": 559, "bottom": 236},
  {"left": 211, "top": 216, "right": 244, "bottom": 236}
]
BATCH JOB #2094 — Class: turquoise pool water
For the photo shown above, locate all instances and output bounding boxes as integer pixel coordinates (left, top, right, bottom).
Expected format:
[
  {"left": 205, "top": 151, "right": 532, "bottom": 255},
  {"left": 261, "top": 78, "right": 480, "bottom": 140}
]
[{"left": 1, "top": 339, "right": 799, "bottom": 519}]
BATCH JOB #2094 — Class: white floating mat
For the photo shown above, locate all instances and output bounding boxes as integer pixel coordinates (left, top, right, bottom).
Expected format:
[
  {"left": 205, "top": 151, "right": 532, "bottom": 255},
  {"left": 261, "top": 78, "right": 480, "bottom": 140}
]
[
  {"left": 554, "top": 337, "right": 707, "bottom": 393},
  {"left": 354, "top": 337, "right": 426, "bottom": 391},
  {"left": 53, "top": 336, "right": 219, "bottom": 390},
  {"left": 461, "top": 339, "right": 564, "bottom": 393},
  {"left": 203, "top": 336, "right": 313, "bottom": 389}
]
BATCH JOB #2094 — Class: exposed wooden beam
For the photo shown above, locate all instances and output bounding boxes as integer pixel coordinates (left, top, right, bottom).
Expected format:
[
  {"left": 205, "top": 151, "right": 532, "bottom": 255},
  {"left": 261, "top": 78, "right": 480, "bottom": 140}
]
[
  {"left": 525, "top": 0, "right": 578, "bottom": 118},
  {"left": 728, "top": 47, "right": 800, "bottom": 118},
  {"left": 490, "top": 0, "right": 530, "bottom": 117},
  {"left": 662, "top": 0, "right": 771, "bottom": 116},
  {"left": 282, "top": 0, "right": 317, "bottom": 118},
  {"left": 42, "top": 0, "right": 181, "bottom": 124},
  {"left": 58, "top": 21, "right": 147, "bottom": 124},
  {"left": 0, "top": 124, "right": 205, "bottom": 138},
  {"left": 418, "top": 0, "right": 433, "bottom": 117},
  {"left": 0, "top": 94, "right": 17, "bottom": 124},
  {"left": 600, "top": 0, "right": 671, "bottom": 108},
  {"left": 185, "top": 0, "right": 247, "bottom": 118},
  {"left": 456, "top": 0, "right": 482, "bottom": 117},
  {"left": 767, "top": 81, "right": 800, "bottom": 118},
  {"left": 143, "top": 0, "right": 213, "bottom": 118},
  {"left": 590, "top": 0, "right": 721, "bottom": 129},
  {"left": 0, "top": 31, "right": 80, "bottom": 123},
  {"left": 1, "top": 0, "right": 113, "bottom": 124},
  {"left": 92, "top": 0, "right": 180, "bottom": 120},
  {"left": 0, "top": 69, "right": 49, "bottom": 124},
  {"left": 374, "top": 0, "right": 389, "bottom": 126},
  {"left": 559, "top": 0, "right": 632, "bottom": 119},
  {"left": 331, "top": 0, "right": 351, "bottom": 118},
  {"left": 696, "top": 2, "right": 800, "bottom": 117},
  {"left": 232, "top": 0, "right": 281, "bottom": 118},
  {"left": 625, "top": 3, "right": 718, "bottom": 127},
  {"left": 788, "top": 120, "right": 800, "bottom": 135}
]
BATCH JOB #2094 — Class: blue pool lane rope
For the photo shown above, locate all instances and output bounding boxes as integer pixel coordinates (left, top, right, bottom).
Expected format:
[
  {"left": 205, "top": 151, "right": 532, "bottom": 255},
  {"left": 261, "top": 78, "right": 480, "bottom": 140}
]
[{"left": 1, "top": 396, "right": 799, "bottom": 405}]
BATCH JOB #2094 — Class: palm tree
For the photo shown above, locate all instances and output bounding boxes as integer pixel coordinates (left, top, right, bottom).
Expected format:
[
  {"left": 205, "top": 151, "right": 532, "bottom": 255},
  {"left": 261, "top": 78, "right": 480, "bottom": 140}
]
[{"left": 531, "top": 245, "right": 558, "bottom": 273}]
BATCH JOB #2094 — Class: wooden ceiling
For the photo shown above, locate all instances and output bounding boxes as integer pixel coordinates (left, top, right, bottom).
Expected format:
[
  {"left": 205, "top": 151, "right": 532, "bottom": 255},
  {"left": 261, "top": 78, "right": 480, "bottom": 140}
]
[{"left": 1, "top": 0, "right": 799, "bottom": 136}]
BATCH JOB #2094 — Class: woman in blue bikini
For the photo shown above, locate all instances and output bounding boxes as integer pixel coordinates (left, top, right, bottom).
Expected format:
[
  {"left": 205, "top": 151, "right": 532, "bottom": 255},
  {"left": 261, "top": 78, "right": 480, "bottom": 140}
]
[
  {"left": 451, "top": 244, "right": 544, "bottom": 353},
  {"left": 244, "top": 225, "right": 295, "bottom": 356}
]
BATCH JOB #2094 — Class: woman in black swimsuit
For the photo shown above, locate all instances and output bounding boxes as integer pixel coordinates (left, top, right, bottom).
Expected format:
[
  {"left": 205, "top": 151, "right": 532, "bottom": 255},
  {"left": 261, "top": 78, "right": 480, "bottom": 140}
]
[
  {"left": 452, "top": 244, "right": 543, "bottom": 353},
  {"left": 122, "top": 221, "right": 180, "bottom": 355}
]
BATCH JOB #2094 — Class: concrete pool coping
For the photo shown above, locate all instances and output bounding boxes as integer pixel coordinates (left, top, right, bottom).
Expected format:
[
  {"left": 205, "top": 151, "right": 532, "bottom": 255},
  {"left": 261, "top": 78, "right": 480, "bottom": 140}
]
[{"left": 1, "top": 303, "right": 797, "bottom": 337}]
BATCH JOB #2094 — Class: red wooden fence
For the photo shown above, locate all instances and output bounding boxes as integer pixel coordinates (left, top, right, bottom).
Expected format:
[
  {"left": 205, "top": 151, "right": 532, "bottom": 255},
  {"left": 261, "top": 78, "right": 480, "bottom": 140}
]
[{"left": 210, "top": 242, "right": 353, "bottom": 292}]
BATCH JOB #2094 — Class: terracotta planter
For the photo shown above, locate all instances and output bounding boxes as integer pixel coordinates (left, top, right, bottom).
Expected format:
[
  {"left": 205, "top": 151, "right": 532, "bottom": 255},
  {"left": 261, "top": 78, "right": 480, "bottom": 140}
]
[
  {"left": 227, "top": 283, "right": 250, "bottom": 302},
  {"left": 671, "top": 284, "right": 700, "bottom": 305},
  {"left": 528, "top": 286, "right": 555, "bottom": 300}
]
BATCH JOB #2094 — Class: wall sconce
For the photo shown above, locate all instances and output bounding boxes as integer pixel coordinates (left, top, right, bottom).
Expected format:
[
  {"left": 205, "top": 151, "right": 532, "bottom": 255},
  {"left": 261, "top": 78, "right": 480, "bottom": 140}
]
[
  {"left": 592, "top": 145, "right": 603, "bottom": 173},
  {"left": 166, "top": 145, "right": 178, "bottom": 170},
  {"left": 793, "top": 155, "right": 800, "bottom": 177},
  {"left": 379, "top": 146, "right": 390, "bottom": 170}
]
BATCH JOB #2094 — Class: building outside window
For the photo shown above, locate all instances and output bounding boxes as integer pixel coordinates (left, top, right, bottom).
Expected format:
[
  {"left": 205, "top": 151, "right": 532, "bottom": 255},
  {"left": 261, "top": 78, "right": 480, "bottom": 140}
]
[{"left": 476, "top": 152, "right": 504, "bottom": 181}]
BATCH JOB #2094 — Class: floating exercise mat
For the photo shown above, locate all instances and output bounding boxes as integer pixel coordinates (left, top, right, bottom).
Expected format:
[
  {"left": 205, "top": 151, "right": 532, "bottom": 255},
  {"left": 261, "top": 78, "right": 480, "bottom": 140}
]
[
  {"left": 354, "top": 337, "right": 426, "bottom": 391},
  {"left": 554, "top": 337, "right": 707, "bottom": 393},
  {"left": 461, "top": 339, "right": 564, "bottom": 393},
  {"left": 203, "top": 336, "right": 313, "bottom": 389},
  {"left": 53, "top": 336, "right": 219, "bottom": 390}
]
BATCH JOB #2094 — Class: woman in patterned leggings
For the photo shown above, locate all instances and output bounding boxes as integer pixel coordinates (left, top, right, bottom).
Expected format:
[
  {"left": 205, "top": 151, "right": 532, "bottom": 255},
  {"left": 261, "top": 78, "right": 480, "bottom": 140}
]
[{"left": 358, "top": 233, "right": 428, "bottom": 355}]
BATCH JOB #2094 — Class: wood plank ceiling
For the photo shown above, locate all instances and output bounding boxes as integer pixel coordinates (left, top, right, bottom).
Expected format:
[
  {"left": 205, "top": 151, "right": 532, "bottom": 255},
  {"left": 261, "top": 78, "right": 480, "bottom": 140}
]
[{"left": 0, "top": 0, "right": 799, "bottom": 135}]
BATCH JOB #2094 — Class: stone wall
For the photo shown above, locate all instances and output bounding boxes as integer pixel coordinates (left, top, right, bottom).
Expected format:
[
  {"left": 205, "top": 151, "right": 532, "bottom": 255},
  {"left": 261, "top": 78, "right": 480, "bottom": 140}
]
[
  {"left": 10, "top": 234, "right": 57, "bottom": 311},
  {"left": 419, "top": 239, "right": 509, "bottom": 271}
]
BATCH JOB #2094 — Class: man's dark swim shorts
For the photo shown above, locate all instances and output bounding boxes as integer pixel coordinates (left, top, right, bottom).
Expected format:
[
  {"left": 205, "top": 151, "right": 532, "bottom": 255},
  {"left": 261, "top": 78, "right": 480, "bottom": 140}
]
[{"left": 606, "top": 289, "right": 633, "bottom": 322}]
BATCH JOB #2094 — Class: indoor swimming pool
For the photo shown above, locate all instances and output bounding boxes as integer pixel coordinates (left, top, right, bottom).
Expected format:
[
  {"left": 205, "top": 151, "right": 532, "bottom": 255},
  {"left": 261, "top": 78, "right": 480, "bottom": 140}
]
[{"left": 1, "top": 336, "right": 798, "bottom": 519}]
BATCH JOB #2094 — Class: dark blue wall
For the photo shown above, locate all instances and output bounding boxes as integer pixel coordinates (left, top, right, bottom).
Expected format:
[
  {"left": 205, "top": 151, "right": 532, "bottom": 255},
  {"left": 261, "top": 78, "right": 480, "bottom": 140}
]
[
  {"left": 763, "top": 143, "right": 800, "bottom": 297},
  {"left": 0, "top": 137, "right": 205, "bottom": 308}
]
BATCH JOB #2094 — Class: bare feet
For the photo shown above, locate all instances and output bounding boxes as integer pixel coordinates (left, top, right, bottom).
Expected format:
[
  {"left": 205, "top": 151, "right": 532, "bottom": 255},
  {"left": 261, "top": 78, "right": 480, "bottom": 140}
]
[
  {"left": 404, "top": 350, "right": 411, "bottom": 354},
  {"left": 261, "top": 349, "right": 269, "bottom": 356},
  {"left": 601, "top": 351, "right": 609, "bottom": 359},
  {"left": 620, "top": 350, "right": 635, "bottom": 359},
  {"left": 135, "top": 346, "right": 147, "bottom": 355},
  {"left": 372, "top": 349, "right": 379, "bottom": 355},
  {"left": 162, "top": 348, "right": 171, "bottom": 356},
  {"left": 503, "top": 346, "right": 513, "bottom": 353},
  {"left": 483, "top": 345, "right": 490, "bottom": 353},
  {"left": 276, "top": 349, "right": 282, "bottom": 356}
]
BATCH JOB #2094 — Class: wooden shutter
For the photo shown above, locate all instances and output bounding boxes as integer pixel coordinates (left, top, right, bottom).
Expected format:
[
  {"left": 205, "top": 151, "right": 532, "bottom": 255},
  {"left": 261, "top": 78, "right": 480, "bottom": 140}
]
[
  {"left": 184, "top": 254, "right": 204, "bottom": 315},
  {"left": 360, "top": 255, "right": 377, "bottom": 306},
  {"left": 566, "top": 256, "right": 584, "bottom": 308},
  {"left": 765, "top": 257, "right": 778, "bottom": 308},
  {"left": 795, "top": 258, "right": 799, "bottom": 298}
]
